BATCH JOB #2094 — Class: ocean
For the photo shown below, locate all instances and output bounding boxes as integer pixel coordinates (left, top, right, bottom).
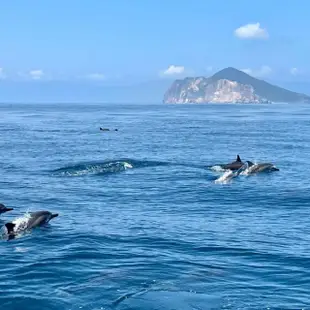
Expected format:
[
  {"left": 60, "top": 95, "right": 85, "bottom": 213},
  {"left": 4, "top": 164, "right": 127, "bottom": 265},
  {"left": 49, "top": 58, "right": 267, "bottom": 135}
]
[{"left": 0, "top": 102, "right": 309, "bottom": 310}]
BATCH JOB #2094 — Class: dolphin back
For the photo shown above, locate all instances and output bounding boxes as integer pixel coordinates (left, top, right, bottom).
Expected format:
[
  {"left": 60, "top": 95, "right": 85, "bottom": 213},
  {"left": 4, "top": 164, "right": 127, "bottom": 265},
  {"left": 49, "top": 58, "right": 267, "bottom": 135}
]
[
  {"left": 221, "top": 162, "right": 243, "bottom": 171},
  {"left": 255, "top": 163, "right": 277, "bottom": 172},
  {"left": 247, "top": 163, "right": 279, "bottom": 174}
]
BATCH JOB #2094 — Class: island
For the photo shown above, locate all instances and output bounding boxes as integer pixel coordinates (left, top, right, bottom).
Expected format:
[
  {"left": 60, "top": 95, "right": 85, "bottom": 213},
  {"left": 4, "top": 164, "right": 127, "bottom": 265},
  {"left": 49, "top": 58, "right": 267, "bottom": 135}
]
[{"left": 163, "top": 67, "right": 310, "bottom": 104}]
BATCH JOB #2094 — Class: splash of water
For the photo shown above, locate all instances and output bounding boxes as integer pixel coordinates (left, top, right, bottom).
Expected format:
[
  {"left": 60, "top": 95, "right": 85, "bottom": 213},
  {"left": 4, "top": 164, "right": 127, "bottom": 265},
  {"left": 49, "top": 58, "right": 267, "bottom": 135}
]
[
  {"left": 52, "top": 159, "right": 169, "bottom": 177},
  {"left": 210, "top": 165, "right": 227, "bottom": 172},
  {"left": 53, "top": 161, "right": 133, "bottom": 176},
  {"left": 11, "top": 212, "right": 32, "bottom": 233}
]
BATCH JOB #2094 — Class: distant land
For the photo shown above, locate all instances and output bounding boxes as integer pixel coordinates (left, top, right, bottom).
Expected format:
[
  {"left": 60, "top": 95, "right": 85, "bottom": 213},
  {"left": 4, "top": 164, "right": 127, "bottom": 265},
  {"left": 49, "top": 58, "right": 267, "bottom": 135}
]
[
  {"left": 0, "top": 70, "right": 310, "bottom": 104},
  {"left": 163, "top": 67, "right": 310, "bottom": 104}
]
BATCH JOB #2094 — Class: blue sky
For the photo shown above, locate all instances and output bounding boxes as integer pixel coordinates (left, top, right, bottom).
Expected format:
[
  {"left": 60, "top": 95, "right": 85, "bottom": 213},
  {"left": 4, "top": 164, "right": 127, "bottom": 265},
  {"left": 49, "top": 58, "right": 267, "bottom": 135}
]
[{"left": 0, "top": 0, "right": 310, "bottom": 101}]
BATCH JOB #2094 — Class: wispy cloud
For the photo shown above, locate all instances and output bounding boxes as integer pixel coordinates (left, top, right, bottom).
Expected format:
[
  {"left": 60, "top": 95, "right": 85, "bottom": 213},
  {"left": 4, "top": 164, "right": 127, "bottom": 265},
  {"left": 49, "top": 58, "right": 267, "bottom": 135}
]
[
  {"left": 84, "top": 73, "right": 106, "bottom": 81},
  {"left": 0, "top": 68, "right": 6, "bottom": 79},
  {"left": 162, "top": 65, "right": 185, "bottom": 76},
  {"left": 29, "top": 69, "right": 44, "bottom": 80},
  {"left": 234, "top": 23, "right": 268, "bottom": 39},
  {"left": 206, "top": 66, "right": 213, "bottom": 72},
  {"left": 290, "top": 67, "right": 298, "bottom": 75},
  {"left": 241, "top": 65, "right": 272, "bottom": 78},
  {"left": 241, "top": 68, "right": 253, "bottom": 75}
]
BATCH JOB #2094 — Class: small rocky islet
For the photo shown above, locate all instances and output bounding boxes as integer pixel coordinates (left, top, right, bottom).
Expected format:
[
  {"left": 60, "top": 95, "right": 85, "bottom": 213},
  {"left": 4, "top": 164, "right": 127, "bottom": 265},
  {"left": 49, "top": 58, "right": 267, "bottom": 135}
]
[{"left": 163, "top": 67, "right": 310, "bottom": 104}]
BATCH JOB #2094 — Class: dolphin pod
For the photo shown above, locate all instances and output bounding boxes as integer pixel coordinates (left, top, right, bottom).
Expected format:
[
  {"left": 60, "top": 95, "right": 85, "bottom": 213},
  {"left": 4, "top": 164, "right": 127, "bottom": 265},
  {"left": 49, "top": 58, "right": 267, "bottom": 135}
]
[
  {"left": 0, "top": 154, "right": 278, "bottom": 238},
  {"left": 217, "top": 155, "right": 279, "bottom": 173},
  {"left": 214, "top": 155, "right": 279, "bottom": 183}
]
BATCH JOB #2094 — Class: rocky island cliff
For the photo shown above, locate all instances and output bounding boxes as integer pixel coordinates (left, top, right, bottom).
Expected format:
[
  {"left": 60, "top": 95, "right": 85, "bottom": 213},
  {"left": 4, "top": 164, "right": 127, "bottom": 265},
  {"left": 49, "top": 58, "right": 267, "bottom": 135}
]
[{"left": 163, "top": 67, "right": 310, "bottom": 104}]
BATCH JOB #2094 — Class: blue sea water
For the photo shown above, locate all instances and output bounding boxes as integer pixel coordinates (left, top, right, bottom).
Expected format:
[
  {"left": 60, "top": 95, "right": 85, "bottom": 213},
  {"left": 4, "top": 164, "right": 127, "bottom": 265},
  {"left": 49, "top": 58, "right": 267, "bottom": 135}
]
[{"left": 0, "top": 102, "right": 310, "bottom": 310}]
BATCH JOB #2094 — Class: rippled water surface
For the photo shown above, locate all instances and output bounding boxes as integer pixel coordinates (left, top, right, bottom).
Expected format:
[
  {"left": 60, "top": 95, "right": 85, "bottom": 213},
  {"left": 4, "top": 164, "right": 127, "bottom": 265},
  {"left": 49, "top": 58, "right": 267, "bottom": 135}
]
[{"left": 0, "top": 103, "right": 310, "bottom": 310}]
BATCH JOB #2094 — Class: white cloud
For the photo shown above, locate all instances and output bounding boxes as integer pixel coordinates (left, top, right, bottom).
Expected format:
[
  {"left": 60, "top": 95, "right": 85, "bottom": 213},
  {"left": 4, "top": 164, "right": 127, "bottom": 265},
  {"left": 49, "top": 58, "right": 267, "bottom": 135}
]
[
  {"left": 290, "top": 67, "right": 298, "bottom": 75},
  {"left": 29, "top": 69, "right": 44, "bottom": 80},
  {"left": 85, "top": 73, "right": 106, "bottom": 81},
  {"left": 0, "top": 68, "right": 6, "bottom": 79},
  {"left": 241, "top": 65, "right": 272, "bottom": 78},
  {"left": 258, "top": 65, "right": 272, "bottom": 77},
  {"left": 241, "top": 68, "right": 252, "bottom": 75},
  {"left": 163, "top": 65, "right": 185, "bottom": 76},
  {"left": 234, "top": 23, "right": 268, "bottom": 39}
]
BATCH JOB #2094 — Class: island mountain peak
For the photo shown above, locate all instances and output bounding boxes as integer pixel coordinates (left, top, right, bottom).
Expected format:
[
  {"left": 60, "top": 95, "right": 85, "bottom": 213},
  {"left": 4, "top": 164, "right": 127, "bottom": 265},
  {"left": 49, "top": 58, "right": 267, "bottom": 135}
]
[
  {"left": 211, "top": 67, "right": 251, "bottom": 80},
  {"left": 163, "top": 67, "right": 310, "bottom": 104}
]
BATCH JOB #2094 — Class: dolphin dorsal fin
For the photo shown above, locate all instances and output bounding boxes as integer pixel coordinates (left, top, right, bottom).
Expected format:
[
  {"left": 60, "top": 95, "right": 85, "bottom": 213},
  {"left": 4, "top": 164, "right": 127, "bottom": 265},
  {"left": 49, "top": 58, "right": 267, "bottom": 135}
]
[
  {"left": 236, "top": 155, "right": 241, "bottom": 162},
  {"left": 247, "top": 161, "right": 254, "bottom": 167},
  {"left": 5, "top": 223, "right": 16, "bottom": 234}
]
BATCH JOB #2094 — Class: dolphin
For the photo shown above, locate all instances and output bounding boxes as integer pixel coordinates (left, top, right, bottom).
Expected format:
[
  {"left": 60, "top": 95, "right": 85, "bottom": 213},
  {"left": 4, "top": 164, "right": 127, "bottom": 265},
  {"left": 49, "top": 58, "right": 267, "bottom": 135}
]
[
  {"left": 218, "top": 155, "right": 244, "bottom": 171},
  {"left": 215, "top": 161, "right": 252, "bottom": 184},
  {"left": 100, "top": 128, "right": 118, "bottom": 132},
  {"left": 244, "top": 161, "right": 279, "bottom": 174},
  {"left": 5, "top": 211, "right": 58, "bottom": 235},
  {"left": 0, "top": 203, "right": 13, "bottom": 215}
]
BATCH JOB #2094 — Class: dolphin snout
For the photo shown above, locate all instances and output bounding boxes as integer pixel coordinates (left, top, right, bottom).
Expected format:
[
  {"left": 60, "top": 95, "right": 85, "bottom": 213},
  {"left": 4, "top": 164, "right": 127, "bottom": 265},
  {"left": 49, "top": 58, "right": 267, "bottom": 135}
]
[
  {"left": 51, "top": 213, "right": 59, "bottom": 219},
  {"left": 0, "top": 205, "right": 13, "bottom": 213}
]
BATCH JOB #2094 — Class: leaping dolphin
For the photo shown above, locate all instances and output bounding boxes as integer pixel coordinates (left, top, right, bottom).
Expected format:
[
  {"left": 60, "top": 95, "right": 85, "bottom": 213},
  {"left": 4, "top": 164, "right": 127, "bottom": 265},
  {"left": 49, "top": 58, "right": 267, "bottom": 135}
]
[
  {"left": 5, "top": 211, "right": 58, "bottom": 236},
  {"left": 214, "top": 160, "right": 250, "bottom": 184},
  {"left": 0, "top": 203, "right": 13, "bottom": 215},
  {"left": 243, "top": 161, "right": 279, "bottom": 174}
]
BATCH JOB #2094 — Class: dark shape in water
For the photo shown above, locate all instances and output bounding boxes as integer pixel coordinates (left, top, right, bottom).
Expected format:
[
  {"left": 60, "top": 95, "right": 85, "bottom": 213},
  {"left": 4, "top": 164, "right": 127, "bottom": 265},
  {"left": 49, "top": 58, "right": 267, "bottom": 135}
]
[
  {"left": 0, "top": 203, "right": 13, "bottom": 215},
  {"left": 100, "top": 128, "right": 118, "bottom": 131}
]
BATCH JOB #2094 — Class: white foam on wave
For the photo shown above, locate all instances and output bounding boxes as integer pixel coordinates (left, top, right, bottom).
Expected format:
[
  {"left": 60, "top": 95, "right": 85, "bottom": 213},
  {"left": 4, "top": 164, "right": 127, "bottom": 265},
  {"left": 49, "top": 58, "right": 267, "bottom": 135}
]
[
  {"left": 123, "top": 162, "right": 133, "bottom": 169},
  {"left": 11, "top": 212, "right": 32, "bottom": 233},
  {"left": 0, "top": 212, "right": 33, "bottom": 240},
  {"left": 210, "top": 165, "right": 227, "bottom": 172},
  {"left": 240, "top": 167, "right": 251, "bottom": 176},
  {"left": 14, "top": 247, "right": 29, "bottom": 253},
  {"left": 58, "top": 161, "right": 133, "bottom": 176}
]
